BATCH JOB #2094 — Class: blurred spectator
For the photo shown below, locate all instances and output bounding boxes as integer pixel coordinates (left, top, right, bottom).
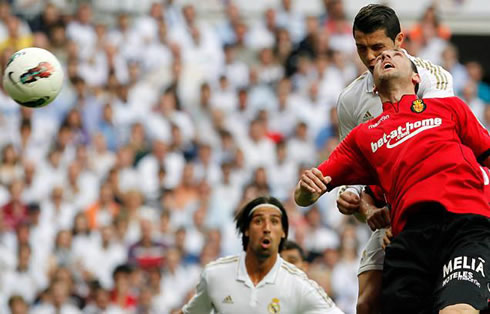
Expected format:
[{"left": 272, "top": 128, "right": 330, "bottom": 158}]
[
  {"left": 82, "top": 225, "right": 126, "bottom": 289},
  {"left": 280, "top": 239, "right": 308, "bottom": 271},
  {"left": 303, "top": 206, "right": 340, "bottom": 255},
  {"left": 485, "top": 106, "right": 490, "bottom": 129},
  {"left": 441, "top": 43, "right": 468, "bottom": 94},
  {"left": 408, "top": 5, "right": 450, "bottom": 65},
  {"left": 2, "top": 179, "right": 28, "bottom": 231},
  {"left": 29, "top": 3, "right": 62, "bottom": 35},
  {"left": 110, "top": 264, "right": 137, "bottom": 311},
  {"left": 409, "top": 5, "right": 451, "bottom": 43},
  {"left": 269, "top": 139, "right": 298, "bottom": 201},
  {"left": 0, "top": 16, "right": 33, "bottom": 52},
  {"left": 460, "top": 80, "right": 486, "bottom": 123},
  {"left": 8, "top": 295, "right": 29, "bottom": 314},
  {"left": 0, "top": 144, "right": 23, "bottom": 185},
  {"left": 160, "top": 248, "right": 191, "bottom": 306},
  {"left": 322, "top": 0, "right": 354, "bottom": 55},
  {"left": 466, "top": 61, "right": 490, "bottom": 103},
  {"left": 31, "top": 278, "right": 81, "bottom": 314},
  {"left": 2, "top": 244, "right": 45, "bottom": 305},
  {"left": 85, "top": 181, "right": 119, "bottom": 230},
  {"left": 146, "top": 267, "right": 180, "bottom": 313},
  {"left": 82, "top": 285, "right": 124, "bottom": 314},
  {"left": 127, "top": 218, "right": 166, "bottom": 270},
  {"left": 331, "top": 225, "right": 360, "bottom": 314},
  {"left": 40, "top": 186, "right": 76, "bottom": 233},
  {"left": 287, "top": 121, "right": 316, "bottom": 166},
  {"left": 66, "top": 3, "right": 95, "bottom": 60},
  {"left": 276, "top": 0, "right": 305, "bottom": 43}
]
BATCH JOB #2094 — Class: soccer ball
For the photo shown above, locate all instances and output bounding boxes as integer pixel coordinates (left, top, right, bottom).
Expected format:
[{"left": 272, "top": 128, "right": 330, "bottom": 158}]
[{"left": 3, "top": 47, "right": 64, "bottom": 108}]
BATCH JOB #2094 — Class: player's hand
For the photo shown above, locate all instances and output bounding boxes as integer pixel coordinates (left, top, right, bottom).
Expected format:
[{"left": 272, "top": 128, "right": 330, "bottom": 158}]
[
  {"left": 382, "top": 228, "right": 393, "bottom": 249},
  {"left": 299, "top": 168, "right": 331, "bottom": 195},
  {"left": 337, "top": 189, "right": 360, "bottom": 215},
  {"left": 366, "top": 206, "right": 391, "bottom": 231}
]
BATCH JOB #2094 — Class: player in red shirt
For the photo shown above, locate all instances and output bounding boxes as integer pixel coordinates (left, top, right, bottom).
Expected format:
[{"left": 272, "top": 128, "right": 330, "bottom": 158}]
[{"left": 295, "top": 49, "right": 490, "bottom": 313}]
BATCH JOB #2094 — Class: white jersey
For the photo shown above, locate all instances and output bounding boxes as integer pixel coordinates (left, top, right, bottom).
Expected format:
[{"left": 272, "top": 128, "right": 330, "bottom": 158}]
[
  {"left": 182, "top": 254, "right": 344, "bottom": 314},
  {"left": 337, "top": 52, "right": 454, "bottom": 140}
]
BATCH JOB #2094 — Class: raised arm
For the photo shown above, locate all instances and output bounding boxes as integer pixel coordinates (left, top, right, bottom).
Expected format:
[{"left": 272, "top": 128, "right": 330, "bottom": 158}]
[{"left": 295, "top": 128, "right": 375, "bottom": 207}]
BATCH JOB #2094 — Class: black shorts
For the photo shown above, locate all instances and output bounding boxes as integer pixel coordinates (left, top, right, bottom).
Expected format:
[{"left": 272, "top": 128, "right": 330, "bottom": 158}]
[{"left": 381, "top": 204, "right": 490, "bottom": 314}]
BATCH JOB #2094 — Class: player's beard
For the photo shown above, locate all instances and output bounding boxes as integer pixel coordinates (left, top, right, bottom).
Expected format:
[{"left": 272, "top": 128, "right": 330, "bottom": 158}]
[{"left": 253, "top": 243, "right": 274, "bottom": 261}]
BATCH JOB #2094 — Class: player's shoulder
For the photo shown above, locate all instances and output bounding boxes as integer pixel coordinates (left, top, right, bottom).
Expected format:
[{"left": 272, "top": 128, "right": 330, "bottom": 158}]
[
  {"left": 338, "top": 71, "right": 370, "bottom": 106},
  {"left": 204, "top": 255, "right": 240, "bottom": 273},
  {"left": 280, "top": 260, "right": 309, "bottom": 279},
  {"left": 280, "top": 260, "right": 335, "bottom": 305},
  {"left": 423, "top": 96, "right": 461, "bottom": 104}
]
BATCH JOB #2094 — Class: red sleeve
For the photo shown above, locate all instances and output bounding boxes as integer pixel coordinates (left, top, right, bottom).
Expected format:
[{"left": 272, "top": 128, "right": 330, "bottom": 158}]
[
  {"left": 317, "top": 127, "right": 376, "bottom": 190},
  {"left": 449, "top": 97, "right": 490, "bottom": 164}
]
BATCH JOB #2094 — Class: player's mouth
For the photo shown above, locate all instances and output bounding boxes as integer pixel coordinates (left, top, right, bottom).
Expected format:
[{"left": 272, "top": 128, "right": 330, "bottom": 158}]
[
  {"left": 261, "top": 238, "right": 271, "bottom": 249},
  {"left": 382, "top": 61, "right": 395, "bottom": 70}
]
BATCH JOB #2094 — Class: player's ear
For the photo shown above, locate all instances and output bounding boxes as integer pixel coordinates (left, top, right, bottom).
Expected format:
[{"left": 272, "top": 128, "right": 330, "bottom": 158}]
[
  {"left": 394, "top": 32, "right": 404, "bottom": 48},
  {"left": 411, "top": 73, "right": 421, "bottom": 86},
  {"left": 373, "top": 85, "right": 379, "bottom": 95}
]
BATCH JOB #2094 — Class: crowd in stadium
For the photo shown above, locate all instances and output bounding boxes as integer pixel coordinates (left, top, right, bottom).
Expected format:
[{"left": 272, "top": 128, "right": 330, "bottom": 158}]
[{"left": 0, "top": 0, "right": 488, "bottom": 313}]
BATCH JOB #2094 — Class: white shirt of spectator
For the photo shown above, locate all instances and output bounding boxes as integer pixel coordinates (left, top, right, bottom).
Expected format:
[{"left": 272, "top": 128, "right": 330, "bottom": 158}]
[
  {"left": 182, "top": 253, "right": 344, "bottom": 314},
  {"left": 31, "top": 303, "right": 82, "bottom": 314}
]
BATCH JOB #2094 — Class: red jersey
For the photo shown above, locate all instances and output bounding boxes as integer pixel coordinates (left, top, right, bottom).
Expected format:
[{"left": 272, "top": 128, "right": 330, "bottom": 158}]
[
  {"left": 318, "top": 95, "right": 490, "bottom": 235},
  {"left": 483, "top": 167, "right": 490, "bottom": 200}
]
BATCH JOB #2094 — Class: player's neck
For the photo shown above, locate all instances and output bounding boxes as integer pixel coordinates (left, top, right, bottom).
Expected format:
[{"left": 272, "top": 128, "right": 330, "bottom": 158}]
[
  {"left": 378, "top": 84, "right": 415, "bottom": 104},
  {"left": 245, "top": 251, "right": 278, "bottom": 286}
]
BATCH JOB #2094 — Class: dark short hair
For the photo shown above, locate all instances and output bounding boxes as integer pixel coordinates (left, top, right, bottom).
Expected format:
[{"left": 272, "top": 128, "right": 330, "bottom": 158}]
[
  {"left": 282, "top": 240, "right": 306, "bottom": 261},
  {"left": 234, "top": 196, "right": 289, "bottom": 251},
  {"left": 353, "top": 4, "right": 401, "bottom": 42},
  {"left": 112, "top": 264, "right": 132, "bottom": 279}
]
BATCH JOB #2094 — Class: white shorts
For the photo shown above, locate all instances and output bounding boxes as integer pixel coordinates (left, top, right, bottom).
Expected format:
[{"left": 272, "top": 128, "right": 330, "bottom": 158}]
[{"left": 357, "top": 228, "right": 386, "bottom": 276}]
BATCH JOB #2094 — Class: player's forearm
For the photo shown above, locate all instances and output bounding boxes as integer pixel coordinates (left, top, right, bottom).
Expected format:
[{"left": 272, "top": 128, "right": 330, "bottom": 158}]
[
  {"left": 359, "top": 191, "right": 375, "bottom": 218},
  {"left": 353, "top": 191, "right": 378, "bottom": 223},
  {"left": 294, "top": 183, "right": 320, "bottom": 207}
]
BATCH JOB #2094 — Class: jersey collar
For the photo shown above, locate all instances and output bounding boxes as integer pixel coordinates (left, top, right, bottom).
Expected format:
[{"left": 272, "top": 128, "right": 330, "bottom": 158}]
[
  {"left": 237, "top": 252, "right": 282, "bottom": 287},
  {"left": 366, "top": 71, "right": 376, "bottom": 93},
  {"left": 382, "top": 94, "right": 418, "bottom": 112}
]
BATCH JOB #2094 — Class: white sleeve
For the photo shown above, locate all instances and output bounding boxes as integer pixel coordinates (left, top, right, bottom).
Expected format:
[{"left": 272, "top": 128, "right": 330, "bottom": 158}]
[
  {"left": 336, "top": 92, "right": 358, "bottom": 141},
  {"left": 411, "top": 56, "right": 454, "bottom": 98},
  {"left": 299, "top": 278, "right": 345, "bottom": 314},
  {"left": 182, "top": 270, "right": 214, "bottom": 314}
]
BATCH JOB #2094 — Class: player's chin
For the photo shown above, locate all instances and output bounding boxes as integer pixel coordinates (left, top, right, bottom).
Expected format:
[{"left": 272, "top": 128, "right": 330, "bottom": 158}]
[{"left": 256, "top": 247, "right": 273, "bottom": 258}]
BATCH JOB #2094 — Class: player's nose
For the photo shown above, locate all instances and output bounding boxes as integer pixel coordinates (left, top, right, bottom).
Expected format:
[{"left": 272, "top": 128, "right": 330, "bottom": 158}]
[{"left": 263, "top": 220, "right": 272, "bottom": 232}]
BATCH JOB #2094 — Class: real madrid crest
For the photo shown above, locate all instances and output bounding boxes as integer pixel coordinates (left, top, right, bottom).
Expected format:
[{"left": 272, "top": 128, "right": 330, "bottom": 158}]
[
  {"left": 411, "top": 99, "right": 426, "bottom": 113},
  {"left": 268, "top": 298, "right": 280, "bottom": 314}
]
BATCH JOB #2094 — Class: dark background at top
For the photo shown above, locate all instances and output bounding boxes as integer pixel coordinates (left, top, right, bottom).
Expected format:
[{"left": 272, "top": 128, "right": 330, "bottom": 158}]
[{"left": 452, "top": 34, "right": 490, "bottom": 84}]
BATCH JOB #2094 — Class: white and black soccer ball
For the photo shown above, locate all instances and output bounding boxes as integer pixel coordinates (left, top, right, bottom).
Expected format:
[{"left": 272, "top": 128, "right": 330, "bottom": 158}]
[{"left": 3, "top": 47, "right": 64, "bottom": 108}]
